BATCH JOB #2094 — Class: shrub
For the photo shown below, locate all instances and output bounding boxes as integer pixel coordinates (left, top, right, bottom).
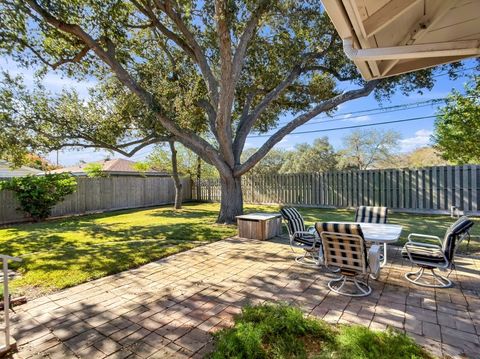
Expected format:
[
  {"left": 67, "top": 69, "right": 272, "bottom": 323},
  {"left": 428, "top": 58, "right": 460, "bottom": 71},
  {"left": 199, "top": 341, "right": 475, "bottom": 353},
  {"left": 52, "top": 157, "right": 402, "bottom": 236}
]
[{"left": 0, "top": 173, "right": 77, "bottom": 221}]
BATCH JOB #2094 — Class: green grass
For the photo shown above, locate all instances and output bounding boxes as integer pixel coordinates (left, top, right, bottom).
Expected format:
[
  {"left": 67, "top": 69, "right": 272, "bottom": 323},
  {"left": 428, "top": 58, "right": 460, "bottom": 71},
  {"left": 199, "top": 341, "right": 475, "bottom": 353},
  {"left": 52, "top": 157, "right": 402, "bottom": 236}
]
[
  {"left": 210, "top": 303, "right": 432, "bottom": 359},
  {"left": 0, "top": 203, "right": 237, "bottom": 297},
  {"left": 1, "top": 202, "right": 478, "bottom": 298}
]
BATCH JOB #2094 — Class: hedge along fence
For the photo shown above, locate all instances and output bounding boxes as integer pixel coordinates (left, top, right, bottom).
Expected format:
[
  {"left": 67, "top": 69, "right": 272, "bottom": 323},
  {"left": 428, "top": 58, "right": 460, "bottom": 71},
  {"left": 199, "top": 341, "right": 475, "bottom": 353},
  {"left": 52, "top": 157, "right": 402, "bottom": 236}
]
[
  {"left": 193, "top": 165, "right": 480, "bottom": 215},
  {"left": 0, "top": 175, "right": 192, "bottom": 225}
]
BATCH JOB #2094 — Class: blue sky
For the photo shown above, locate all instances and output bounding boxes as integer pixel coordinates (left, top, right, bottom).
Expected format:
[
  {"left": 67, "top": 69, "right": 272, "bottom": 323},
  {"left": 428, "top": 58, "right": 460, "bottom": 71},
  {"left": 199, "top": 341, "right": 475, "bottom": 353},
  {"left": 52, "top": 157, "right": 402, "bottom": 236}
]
[{"left": 0, "top": 56, "right": 477, "bottom": 166}]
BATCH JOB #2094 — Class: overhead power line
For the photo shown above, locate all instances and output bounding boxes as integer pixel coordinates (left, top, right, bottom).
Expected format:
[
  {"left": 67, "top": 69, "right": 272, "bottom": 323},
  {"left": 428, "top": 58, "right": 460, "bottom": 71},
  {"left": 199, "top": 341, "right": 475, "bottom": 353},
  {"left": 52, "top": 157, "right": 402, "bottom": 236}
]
[
  {"left": 287, "top": 102, "right": 437, "bottom": 127},
  {"left": 248, "top": 115, "right": 436, "bottom": 138}
]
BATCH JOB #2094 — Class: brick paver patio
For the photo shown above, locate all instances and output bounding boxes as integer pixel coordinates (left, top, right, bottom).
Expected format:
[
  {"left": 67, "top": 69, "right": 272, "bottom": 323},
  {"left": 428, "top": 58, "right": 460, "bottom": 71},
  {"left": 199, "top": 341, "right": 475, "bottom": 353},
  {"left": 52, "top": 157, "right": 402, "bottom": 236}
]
[{"left": 7, "top": 237, "right": 480, "bottom": 358}]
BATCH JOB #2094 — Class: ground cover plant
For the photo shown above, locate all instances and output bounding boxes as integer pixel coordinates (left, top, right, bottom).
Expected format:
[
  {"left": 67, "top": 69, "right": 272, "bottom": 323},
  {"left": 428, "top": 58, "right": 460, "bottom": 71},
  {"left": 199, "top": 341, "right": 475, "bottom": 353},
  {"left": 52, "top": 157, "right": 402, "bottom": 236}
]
[
  {"left": 0, "top": 202, "right": 477, "bottom": 297},
  {"left": 209, "top": 303, "right": 432, "bottom": 359}
]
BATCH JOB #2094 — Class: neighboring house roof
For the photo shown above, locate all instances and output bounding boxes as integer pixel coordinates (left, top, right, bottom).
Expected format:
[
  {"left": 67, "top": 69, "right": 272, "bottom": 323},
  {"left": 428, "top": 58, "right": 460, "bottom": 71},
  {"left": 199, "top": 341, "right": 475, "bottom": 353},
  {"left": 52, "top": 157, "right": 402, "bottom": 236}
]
[
  {"left": 321, "top": 0, "right": 480, "bottom": 80},
  {"left": 48, "top": 158, "right": 170, "bottom": 177},
  {"left": 0, "top": 160, "right": 42, "bottom": 178}
]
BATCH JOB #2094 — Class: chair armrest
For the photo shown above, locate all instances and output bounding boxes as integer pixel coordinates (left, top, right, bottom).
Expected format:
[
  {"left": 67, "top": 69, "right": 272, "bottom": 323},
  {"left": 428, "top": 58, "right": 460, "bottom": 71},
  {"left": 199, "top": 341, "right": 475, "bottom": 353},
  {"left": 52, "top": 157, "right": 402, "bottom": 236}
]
[
  {"left": 408, "top": 233, "right": 442, "bottom": 245},
  {"left": 404, "top": 241, "right": 448, "bottom": 266}
]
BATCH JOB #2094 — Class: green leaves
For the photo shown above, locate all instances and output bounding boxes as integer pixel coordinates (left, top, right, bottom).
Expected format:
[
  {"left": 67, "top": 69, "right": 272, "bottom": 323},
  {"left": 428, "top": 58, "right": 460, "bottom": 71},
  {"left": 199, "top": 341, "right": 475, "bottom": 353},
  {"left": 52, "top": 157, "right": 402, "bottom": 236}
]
[
  {"left": 147, "top": 143, "right": 217, "bottom": 179},
  {"left": 339, "top": 129, "right": 400, "bottom": 170},
  {"left": 433, "top": 75, "right": 480, "bottom": 164},
  {"left": 0, "top": 173, "right": 77, "bottom": 220}
]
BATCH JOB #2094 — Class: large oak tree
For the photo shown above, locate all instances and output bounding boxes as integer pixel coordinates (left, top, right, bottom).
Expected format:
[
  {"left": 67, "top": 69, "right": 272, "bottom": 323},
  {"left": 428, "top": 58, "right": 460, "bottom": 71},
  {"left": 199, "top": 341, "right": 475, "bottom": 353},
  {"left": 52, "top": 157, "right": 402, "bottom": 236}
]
[{"left": 0, "top": 0, "right": 454, "bottom": 223}]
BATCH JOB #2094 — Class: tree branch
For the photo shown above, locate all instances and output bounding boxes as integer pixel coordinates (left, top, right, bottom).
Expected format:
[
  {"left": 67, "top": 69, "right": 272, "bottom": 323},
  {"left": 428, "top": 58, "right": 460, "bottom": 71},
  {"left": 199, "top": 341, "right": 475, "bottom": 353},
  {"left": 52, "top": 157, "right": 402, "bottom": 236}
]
[
  {"left": 51, "top": 44, "right": 91, "bottom": 69},
  {"left": 231, "top": 0, "right": 271, "bottom": 84},
  {"left": 61, "top": 135, "right": 172, "bottom": 157},
  {"left": 302, "top": 65, "right": 358, "bottom": 82},
  {"left": 197, "top": 99, "right": 218, "bottom": 140},
  {"left": 129, "top": 0, "right": 196, "bottom": 59},
  {"left": 232, "top": 64, "right": 303, "bottom": 160},
  {"left": 15, "top": 38, "right": 91, "bottom": 70},
  {"left": 151, "top": 0, "right": 219, "bottom": 106},
  {"left": 232, "top": 43, "right": 342, "bottom": 162},
  {"left": 214, "top": 0, "right": 235, "bottom": 167},
  {"left": 235, "top": 80, "right": 380, "bottom": 176},
  {"left": 26, "top": 0, "right": 229, "bottom": 174}
]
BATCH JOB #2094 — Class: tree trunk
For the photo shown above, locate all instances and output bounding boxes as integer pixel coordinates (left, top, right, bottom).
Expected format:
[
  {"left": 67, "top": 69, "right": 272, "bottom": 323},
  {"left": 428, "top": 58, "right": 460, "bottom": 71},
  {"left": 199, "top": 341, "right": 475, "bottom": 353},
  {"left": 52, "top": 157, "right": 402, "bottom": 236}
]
[
  {"left": 217, "top": 173, "right": 243, "bottom": 224},
  {"left": 196, "top": 155, "right": 201, "bottom": 200},
  {"left": 169, "top": 140, "right": 183, "bottom": 210}
]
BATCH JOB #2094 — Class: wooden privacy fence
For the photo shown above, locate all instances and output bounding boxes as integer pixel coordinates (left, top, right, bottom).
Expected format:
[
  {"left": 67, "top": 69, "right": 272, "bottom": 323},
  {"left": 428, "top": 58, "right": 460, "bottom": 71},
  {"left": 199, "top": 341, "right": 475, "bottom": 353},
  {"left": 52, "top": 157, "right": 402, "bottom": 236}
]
[
  {"left": 0, "top": 175, "right": 191, "bottom": 225},
  {"left": 194, "top": 165, "right": 480, "bottom": 214}
]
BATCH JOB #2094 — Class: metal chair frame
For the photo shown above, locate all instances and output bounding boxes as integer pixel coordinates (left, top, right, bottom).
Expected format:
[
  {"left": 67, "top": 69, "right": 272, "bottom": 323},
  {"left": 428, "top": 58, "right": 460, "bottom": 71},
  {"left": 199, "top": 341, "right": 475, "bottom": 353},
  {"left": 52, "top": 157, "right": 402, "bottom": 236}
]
[
  {"left": 288, "top": 227, "right": 323, "bottom": 266},
  {"left": 281, "top": 208, "right": 323, "bottom": 266},
  {"left": 320, "top": 231, "right": 379, "bottom": 297},
  {"left": 403, "top": 231, "right": 469, "bottom": 288}
]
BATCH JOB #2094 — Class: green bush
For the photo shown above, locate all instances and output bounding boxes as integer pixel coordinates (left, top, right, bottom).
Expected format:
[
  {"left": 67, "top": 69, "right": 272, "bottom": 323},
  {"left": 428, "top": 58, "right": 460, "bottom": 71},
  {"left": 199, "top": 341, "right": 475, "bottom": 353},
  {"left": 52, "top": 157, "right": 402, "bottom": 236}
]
[
  {"left": 83, "top": 163, "right": 107, "bottom": 178},
  {"left": 0, "top": 173, "right": 77, "bottom": 221},
  {"left": 210, "top": 303, "right": 431, "bottom": 359}
]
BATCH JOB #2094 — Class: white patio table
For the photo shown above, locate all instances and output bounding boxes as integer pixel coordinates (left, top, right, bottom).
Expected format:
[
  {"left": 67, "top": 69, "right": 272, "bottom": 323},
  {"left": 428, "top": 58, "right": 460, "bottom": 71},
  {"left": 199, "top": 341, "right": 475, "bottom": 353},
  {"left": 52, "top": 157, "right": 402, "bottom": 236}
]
[{"left": 325, "top": 222, "right": 403, "bottom": 267}]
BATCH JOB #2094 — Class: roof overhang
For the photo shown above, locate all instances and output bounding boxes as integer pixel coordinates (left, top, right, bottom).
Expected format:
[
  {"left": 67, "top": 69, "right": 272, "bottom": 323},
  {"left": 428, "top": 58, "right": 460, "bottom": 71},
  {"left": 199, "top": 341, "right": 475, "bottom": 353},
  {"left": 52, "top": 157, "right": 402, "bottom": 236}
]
[{"left": 321, "top": 0, "right": 480, "bottom": 80}]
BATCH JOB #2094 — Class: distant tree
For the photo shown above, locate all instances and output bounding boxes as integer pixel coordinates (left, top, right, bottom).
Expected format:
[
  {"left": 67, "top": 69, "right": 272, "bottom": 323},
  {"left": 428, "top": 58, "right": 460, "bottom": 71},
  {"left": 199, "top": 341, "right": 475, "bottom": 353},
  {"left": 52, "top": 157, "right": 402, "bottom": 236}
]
[
  {"left": 241, "top": 148, "right": 286, "bottom": 176},
  {"left": 132, "top": 162, "right": 150, "bottom": 177},
  {"left": 339, "top": 129, "right": 400, "bottom": 170},
  {"left": 280, "top": 137, "right": 337, "bottom": 173},
  {"left": 396, "top": 147, "right": 449, "bottom": 168},
  {"left": 23, "top": 153, "right": 57, "bottom": 171},
  {"left": 146, "top": 142, "right": 217, "bottom": 209},
  {"left": 433, "top": 76, "right": 480, "bottom": 164},
  {"left": 83, "top": 163, "right": 107, "bottom": 178},
  {"left": 147, "top": 143, "right": 217, "bottom": 179}
]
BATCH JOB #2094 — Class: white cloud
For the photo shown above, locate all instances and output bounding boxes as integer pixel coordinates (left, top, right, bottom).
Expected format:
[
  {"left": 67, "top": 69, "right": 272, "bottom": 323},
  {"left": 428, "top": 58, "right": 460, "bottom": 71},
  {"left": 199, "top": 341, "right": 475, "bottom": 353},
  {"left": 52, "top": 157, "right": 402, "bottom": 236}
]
[
  {"left": 347, "top": 115, "right": 371, "bottom": 122},
  {"left": 399, "top": 129, "right": 433, "bottom": 152},
  {"left": 273, "top": 136, "right": 297, "bottom": 150},
  {"left": 1, "top": 57, "right": 96, "bottom": 98}
]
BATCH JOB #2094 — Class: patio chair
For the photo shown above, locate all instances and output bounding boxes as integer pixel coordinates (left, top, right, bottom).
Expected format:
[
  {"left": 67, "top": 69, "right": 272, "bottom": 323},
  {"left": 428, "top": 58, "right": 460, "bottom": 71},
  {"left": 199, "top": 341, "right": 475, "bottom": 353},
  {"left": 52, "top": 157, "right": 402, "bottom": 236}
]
[
  {"left": 280, "top": 207, "right": 321, "bottom": 266},
  {"left": 355, "top": 206, "right": 388, "bottom": 265},
  {"left": 315, "top": 222, "right": 381, "bottom": 297},
  {"left": 402, "top": 216, "right": 474, "bottom": 288},
  {"left": 355, "top": 206, "right": 388, "bottom": 224}
]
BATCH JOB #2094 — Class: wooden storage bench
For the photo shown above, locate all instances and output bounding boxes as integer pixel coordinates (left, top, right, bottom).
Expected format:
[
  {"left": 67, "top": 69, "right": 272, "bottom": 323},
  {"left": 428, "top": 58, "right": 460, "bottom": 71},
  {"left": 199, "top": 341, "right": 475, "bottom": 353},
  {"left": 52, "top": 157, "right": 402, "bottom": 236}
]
[{"left": 236, "top": 213, "right": 282, "bottom": 240}]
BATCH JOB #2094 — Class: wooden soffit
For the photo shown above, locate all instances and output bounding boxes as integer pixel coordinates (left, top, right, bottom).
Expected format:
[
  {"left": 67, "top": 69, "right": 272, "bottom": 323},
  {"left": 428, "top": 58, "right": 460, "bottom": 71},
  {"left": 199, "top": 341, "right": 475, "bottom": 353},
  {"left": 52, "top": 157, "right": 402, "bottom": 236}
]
[{"left": 321, "top": 0, "right": 480, "bottom": 80}]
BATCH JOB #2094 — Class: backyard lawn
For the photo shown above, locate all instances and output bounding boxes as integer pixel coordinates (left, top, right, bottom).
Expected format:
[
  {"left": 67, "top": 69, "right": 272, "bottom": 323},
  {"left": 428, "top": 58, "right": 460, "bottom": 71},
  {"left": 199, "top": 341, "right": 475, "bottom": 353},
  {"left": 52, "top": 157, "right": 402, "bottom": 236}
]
[{"left": 0, "top": 202, "right": 478, "bottom": 298}]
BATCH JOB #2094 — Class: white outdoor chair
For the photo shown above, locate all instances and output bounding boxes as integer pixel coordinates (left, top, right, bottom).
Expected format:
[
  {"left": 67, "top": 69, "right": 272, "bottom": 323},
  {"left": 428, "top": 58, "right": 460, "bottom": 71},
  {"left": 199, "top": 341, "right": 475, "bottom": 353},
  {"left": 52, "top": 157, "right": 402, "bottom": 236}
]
[
  {"left": 355, "top": 205, "right": 388, "bottom": 267},
  {"left": 280, "top": 207, "right": 321, "bottom": 266},
  {"left": 354, "top": 206, "right": 388, "bottom": 224},
  {"left": 316, "top": 222, "right": 381, "bottom": 297},
  {"left": 402, "top": 216, "right": 474, "bottom": 288}
]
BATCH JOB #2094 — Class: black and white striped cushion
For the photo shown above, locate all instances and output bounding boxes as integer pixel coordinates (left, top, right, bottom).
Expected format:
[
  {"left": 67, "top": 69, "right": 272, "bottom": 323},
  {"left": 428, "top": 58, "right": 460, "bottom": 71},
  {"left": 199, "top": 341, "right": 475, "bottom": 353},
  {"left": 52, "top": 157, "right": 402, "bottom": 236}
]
[
  {"left": 280, "top": 207, "right": 306, "bottom": 236},
  {"left": 293, "top": 232, "right": 319, "bottom": 247},
  {"left": 402, "top": 216, "right": 474, "bottom": 264},
  {"left": 442, "top": 216, "right": 474, "bottom": 261},
  {"left": 401, "top": 246, "right": 445, "bottom": 264},
  {"left": 355, "top": 206, "right": 388, "bottom": 224},
  {"left": 315, "top": 222, "right": 367, "bottom": 269}
]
